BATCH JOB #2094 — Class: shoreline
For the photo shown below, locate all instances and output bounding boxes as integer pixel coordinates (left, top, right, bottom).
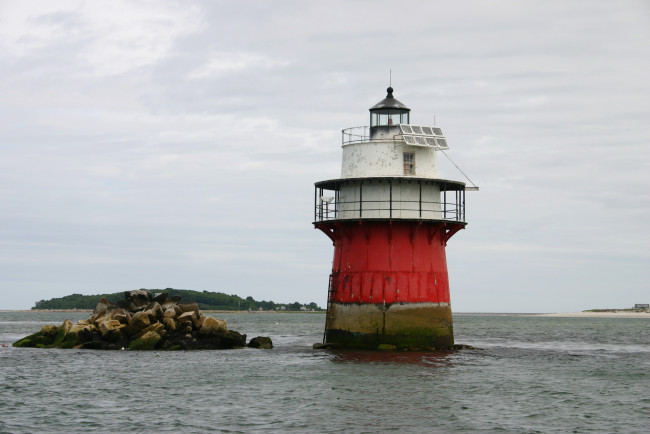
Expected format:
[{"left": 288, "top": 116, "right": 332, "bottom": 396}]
[
  {"left": 3, "top": 310, "right": 647, "bottom": 318},
  {"left": 0, "top": 309, "right": 325, "bottom": 314},
  {"left": 535, "top": 312, "right": 650, "bottom": 318}
]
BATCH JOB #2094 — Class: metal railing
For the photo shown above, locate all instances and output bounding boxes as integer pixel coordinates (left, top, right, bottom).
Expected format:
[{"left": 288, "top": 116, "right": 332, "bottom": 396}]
[
  {"left": 342, "top": 126, "right": 370, "bottom": 145},
  {"left": 314, "top": 198, "right": 465, "bottom": 223}
]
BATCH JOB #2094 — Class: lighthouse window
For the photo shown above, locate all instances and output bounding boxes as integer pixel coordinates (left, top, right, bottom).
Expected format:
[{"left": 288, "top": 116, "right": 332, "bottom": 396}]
[{"left": 403, "top": 152, "right": 415, "bottom": 175}]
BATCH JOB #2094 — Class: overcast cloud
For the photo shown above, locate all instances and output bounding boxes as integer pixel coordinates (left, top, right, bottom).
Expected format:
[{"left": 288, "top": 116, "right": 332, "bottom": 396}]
[{"left": 1, "top": 0, "right": 649, "bottom": 312}]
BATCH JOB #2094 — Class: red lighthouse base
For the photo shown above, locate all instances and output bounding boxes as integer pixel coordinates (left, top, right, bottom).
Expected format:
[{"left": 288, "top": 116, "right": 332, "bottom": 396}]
[{"left": 317, "top": 220, "right": 464, "bottom": 350}]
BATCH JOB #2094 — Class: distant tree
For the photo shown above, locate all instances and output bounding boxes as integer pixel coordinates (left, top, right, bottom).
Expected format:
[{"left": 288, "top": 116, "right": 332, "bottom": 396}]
[{"left": 33, "top": 288, "right": 323, "bottom": 311}]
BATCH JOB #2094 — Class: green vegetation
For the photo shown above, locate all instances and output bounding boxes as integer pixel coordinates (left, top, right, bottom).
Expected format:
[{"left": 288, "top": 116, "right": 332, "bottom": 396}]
[{"left": 33, "top": 288, "right": 323, "bottom": 312}]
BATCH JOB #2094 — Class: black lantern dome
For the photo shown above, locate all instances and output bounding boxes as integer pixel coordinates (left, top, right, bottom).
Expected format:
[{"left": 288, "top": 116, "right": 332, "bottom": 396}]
[{"left": 369, "top": 87, "right": 410, "bottom": 129}]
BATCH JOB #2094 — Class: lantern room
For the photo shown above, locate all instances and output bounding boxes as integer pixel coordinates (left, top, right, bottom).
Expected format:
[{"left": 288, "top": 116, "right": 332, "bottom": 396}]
[{"left": 369, "top": 86, "right": 410, "bottom": 138}]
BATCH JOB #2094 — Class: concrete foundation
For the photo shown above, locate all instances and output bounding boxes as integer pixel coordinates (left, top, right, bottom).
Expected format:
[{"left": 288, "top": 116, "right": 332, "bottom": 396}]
[{"left": 325, "top": 302, "right": 453, "bottom": 350}]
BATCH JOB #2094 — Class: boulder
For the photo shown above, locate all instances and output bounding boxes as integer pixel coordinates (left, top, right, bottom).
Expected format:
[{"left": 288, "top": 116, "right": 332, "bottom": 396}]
[
  {"left": 40, "top": 325, "right": 59, "bottom": 340},
  {"left": 178, "top": 302, "right": 200, "bottom": 317},
  {"left": 99, "top": 320, "right": 125, "bottom": 342},
  {"left": 109, "top": 308, "right": 128, "bottom": 324},
  {"left": 13, "top": 331, "right": 53, "bottom": 348},
  {"left": 125, "top": 290, "right": 151, "bottom": 311},
  {"left": 133, "top": 322, "right": 166, "bottom": 340},
  {"left": 193, "top": 314, "right": 206, "bottom": 330},
  {"left": 247, "top": 336, "right": 273, "bottom": 349},
  {"left": 69, "top": 324, "right": 94, "bottom": 345},
  {"left": 162, "top": 317, "right": 177, "bottom": 332},
  {"left": 93, "top": 297, "right": 115, "bottom": 315},
  {"left": 163, "top": 307, "right": 178, "bottom": 319},
  {"left": 14, "top": 290, "right": 250, "bottom": 351},
  {"left": 128, "top": 331, "right": 161, "bottom": 350},
  {"left": 144, "top": 302, "right": 163, "bottom": 322},
  {"left": 153, "top": 292, "right": 168, "bottom": 305},
  {"left": 199, "top": 316, "right": 227, "bottom": 336},
  {"left": 61, "top": 319, "right": 74, "bottom": 334},
  {"left": 177, "top": 311, "right": 197, "bottom": 327},
  {"left": 90, "top": 311, "right": 106, "bottom": 326},
  {"left": 162, "top": 302, "right": 182, "bottom": 315},
  {"left": 52, "top": 320, "right": 74, "bottom": 347},
  {"left": 126, "top": 311, "right": 151, "bottom": 336}
]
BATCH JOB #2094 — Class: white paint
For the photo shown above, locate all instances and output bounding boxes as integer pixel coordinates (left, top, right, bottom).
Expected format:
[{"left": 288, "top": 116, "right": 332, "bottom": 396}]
[
  {"left": 336, "top": 125, "right": 450, "bottom": 220},
  {"left": 341, "top": 139, "right": 439, "bottom": 178},
  {"left": 338, "top": 181, "right": 443, "bottom": 219}
]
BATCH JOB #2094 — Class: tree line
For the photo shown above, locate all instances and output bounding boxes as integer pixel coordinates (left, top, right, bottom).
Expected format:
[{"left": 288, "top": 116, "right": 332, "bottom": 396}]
[{"left": 33, "top": 288, "right": 323, "bottom": 312}]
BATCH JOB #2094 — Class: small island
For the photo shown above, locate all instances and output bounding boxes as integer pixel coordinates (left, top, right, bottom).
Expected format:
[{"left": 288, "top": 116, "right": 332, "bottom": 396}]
[
  {"left": 31, "top": 288, "right": 323, "bottom": 312},
  {"left": 14, "top": 290, "right": 273, "bottom": 350}
]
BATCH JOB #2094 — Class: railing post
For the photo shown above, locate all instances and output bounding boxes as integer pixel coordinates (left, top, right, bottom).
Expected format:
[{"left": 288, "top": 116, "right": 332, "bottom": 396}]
[
  {"left": 419, "top": 181, "right": 422, "bottom": 218},
  {"left": 359, "top": 181, "right": 363, "bottom": 218},
  {"left": 389, "top": 179, "right": 392, "bottom": 219},
  {"left": 443, "top": 184, "right": 447, "bottom": 220}
]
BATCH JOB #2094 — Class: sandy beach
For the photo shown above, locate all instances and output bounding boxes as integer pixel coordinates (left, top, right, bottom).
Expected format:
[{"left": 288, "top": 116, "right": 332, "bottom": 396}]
[{"left": 537, "top": 311, "right": 650, "bottom": 318}]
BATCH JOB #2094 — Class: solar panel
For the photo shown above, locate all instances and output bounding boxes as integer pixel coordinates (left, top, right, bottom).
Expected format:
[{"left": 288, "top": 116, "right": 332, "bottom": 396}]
[
  {"left": 403, "top": 135, "right": 417, "bottom": 145},
  {"left": 399, "top": 125, "right": 450, "bottom": 149}
]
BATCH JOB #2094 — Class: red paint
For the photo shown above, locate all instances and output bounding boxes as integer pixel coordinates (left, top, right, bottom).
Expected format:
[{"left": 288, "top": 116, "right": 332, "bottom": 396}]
[{"left": 317, "top": 220, "right": 463, "bottom": 304}]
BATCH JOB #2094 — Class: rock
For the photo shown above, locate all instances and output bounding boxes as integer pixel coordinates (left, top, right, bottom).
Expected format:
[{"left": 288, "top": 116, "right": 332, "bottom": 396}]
[
  {"left": 61, "top": 319, "right": 74, "bottom": 334},
  {"left": 109, "top": 308, "right": 128, "bottom": 323},
  {"left": 177, "top": 311, "right": 197, "bottom": 327},
  {"left": 144, "top": 302, "right": 163, "bottom": 322},
  {"left": 93, "top": 297, "right": 114, "bottom": 315},
  {"left": 247, "top": 336, "right": 273, "bottom": 349},
  {"left": 451, "top": 344, "right": 481, "bottom": 350},
  {"left": 153, "top": 292, "right": 168, "bottom": 305},
  {"left": 13, "top": 331, "right": 52, "bottom": 348},
  {"left": 128, "top": 331, "right": 161, "bottom": 350},
  {"left": 14, "top": 290, "right": 251, "bottom": 351},
  {"left": 163, "top": 307, "right": 178, "bottom": 319},
  {"left": 70, "top": 324, "right": 94, "bottom": 345},
  {"left": 89, "top": 311, "right": 106, "bottom": 326},
  {"left": 125, "top": 290, "right": 151, "bottom": 310},
  {"left": 40, "top": 325, "right": 59, "bottom": 340},
  {"left": 52, "top": 320, "right": 74, "bottom": 347},
  {"left": 312, "top": 342, "right": 340, "bottom": 350},
  {"left": 126, "top": 311, "right": 151, "bottom": 336},
  {"left": 99, "top": 320, "right": 125, "bottom": 342},
  {"left": 225, "top": 331, "right": 247, "bottom": 348},
  {"left": 178, "top": 302, "right": 200, "bottom": 316},
  {"left": 193, "top": 314, "right": 207, "bottom": 330},
  {"left": 199, "top": 316, "right": 227, "bottom": 336},
  {"left": 162, "top": 317, "right": 177, "bottom": 332},
  {"left": 133, "top": 322, "right": 166, "bottom": 340},
  {"left": 162, "top": 302, "right": 182, "bottom": 314}
]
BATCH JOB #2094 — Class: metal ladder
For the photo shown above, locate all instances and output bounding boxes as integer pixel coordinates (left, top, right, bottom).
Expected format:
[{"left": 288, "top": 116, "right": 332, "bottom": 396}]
[{"left": 323, "top": 273, "right": 335, "bottom": 343}]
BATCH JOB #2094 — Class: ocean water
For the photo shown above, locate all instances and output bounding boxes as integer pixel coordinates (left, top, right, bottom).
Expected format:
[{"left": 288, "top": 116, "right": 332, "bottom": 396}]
[{"left": 1, "top": 312, "right": 648, "bottom": 433}]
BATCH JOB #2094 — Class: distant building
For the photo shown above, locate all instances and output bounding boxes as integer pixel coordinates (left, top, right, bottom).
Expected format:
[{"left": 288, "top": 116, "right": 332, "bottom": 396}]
[{"left": 634, "top": 304, "right": 649, "bottom": 309}]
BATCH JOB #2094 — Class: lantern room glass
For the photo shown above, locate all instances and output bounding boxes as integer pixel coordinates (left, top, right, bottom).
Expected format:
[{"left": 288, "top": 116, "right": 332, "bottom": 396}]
[{"left": 370, "top": 110, "right": 409, "bottom": 127}]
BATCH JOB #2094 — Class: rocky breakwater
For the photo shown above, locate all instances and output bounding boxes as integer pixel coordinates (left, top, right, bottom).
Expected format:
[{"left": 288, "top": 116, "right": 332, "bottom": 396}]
[{"left": 14, "top": 290, "right": 272, "bottom": 351}]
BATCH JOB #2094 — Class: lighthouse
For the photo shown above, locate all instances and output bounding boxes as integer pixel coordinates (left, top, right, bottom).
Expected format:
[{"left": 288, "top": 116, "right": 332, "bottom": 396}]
[{"left": 313, "top": 87, "right": 468, "bottom": 350}]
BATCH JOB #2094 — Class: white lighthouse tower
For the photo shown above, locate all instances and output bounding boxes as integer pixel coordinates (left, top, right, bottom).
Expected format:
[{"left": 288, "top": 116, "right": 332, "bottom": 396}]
[{"left": 313, "top": 87, "right": 468, "bottom": 350}]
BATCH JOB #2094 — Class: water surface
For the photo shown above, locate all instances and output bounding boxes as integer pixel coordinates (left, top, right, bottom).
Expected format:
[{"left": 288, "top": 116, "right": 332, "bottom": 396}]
[{"left": 1, "top": 312, "right": 648, "bottom": 433}]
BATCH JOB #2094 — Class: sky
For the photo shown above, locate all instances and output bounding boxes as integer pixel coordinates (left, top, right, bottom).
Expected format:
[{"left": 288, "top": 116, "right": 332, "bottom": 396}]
[{"left": 1, "top": 0, "right": 649, "bottom": 312}]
